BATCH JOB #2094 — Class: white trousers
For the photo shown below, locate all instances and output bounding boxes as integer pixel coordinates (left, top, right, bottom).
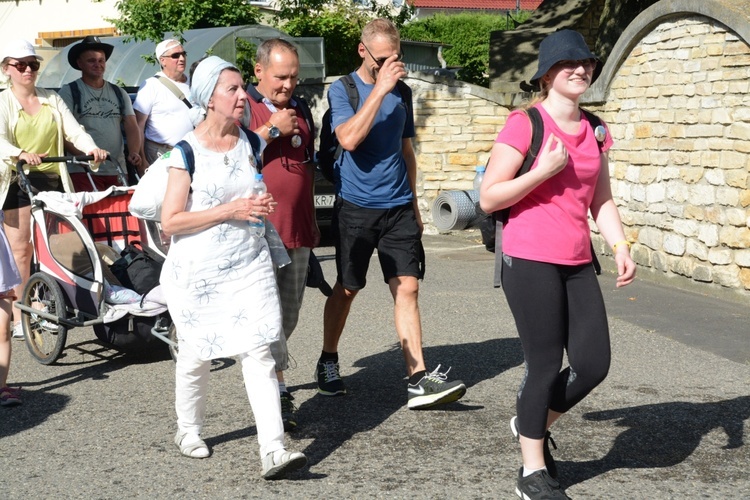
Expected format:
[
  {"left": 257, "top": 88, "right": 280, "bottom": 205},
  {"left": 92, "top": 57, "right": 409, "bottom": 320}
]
[{"left": 175, "top": 342, "right": 285, "bottom": 458}]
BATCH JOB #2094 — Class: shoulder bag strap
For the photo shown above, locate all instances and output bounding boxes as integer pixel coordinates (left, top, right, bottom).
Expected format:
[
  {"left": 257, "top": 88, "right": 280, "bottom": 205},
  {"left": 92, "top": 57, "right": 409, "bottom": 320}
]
[{"left": 156, "top": 76, "right": 192, "bottom": 109}]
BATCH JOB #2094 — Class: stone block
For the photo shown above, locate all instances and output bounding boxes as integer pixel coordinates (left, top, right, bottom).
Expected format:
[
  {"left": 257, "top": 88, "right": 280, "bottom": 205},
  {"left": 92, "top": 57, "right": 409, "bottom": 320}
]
[
  {"left": 713, "top": 265, "right": 741, "bottom": 287},
  {"left": 708, "top": 247, "right": 733, "bottom": 265},
  {"left": 639, "top": 227, "right": 663, "bottom": 249},
  {"left": 686, "top": 238, "right": 708, "bottom": 260},
  {"left": 716, "top": 186, "right": 740, "bottom": 206},
  {"left": 646, "top": 183, "right": 666, "bottom": 203},
  {"left": 698, "top": 223, "right": 720, "bottom": 246},
  {"left": 688, "top": 184, "right": 715, "bottom": 205},
  {"left": 720, "top": 226, "right": 750, "bottom": 248},
  {"left": 673, "top": 219, "right": 698, "bottom": 237},
  {"left": 724, "top": 170, "right": 747, "bottom": 189},
  {"left": 447, "top": 153, "right": 478, "bottom": 166},
  {"left": 679, "top": 167, "right": 704, "bottom": 185},
  {"left": 735, "top": 249, "right": 750, "bottom": 267},
  {"left": 664, "top": 233, "right": 686, "bottom": 255},
  {"left": 704, "top": 168, "right": 724, "bottom": 186},
  {"left": 652, "top": 251, "right": 669, "bottom": 272},
  {"left": 693, "top": 264, "right": 713, "bottom": 282},
  {"left": 740, "top": 268, "right": 750, "bottom": 289}
]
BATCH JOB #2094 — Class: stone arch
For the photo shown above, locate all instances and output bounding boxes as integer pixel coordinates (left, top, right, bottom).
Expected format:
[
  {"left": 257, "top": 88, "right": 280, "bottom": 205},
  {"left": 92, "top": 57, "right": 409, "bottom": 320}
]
[{"left": 588, "top": 0, "right": 750, "bottom": 103}]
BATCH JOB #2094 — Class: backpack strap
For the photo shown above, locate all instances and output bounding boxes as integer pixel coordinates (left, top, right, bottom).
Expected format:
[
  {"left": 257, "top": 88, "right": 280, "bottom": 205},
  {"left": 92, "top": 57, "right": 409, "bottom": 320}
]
[
  {"left": 395, "top": 80, "right": 413, "bottom": 123},
  {"left": 240, "top": 125, "right": 264, "bottom": 172},
  {"left": 295, "top": 95, "right": 316, "bottom": 162},
  {"left": 173, "top": 140, "right": 196, "bottom": 180},
  {"left": 109, "top": 81, "right": 126, "bottom": 116},
  {"left": 67, "top": 80, "right": 82, "bottom": 115},
  {"left": 331, "top": 74, "right": 360, "bottom": 163},
  {"left": 341, "top": 74, "right": 359, "bottom": 112}
]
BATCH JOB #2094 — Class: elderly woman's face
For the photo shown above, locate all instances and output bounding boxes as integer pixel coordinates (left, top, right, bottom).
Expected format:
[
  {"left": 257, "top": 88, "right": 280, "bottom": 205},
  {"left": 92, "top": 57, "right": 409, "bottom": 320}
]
[
  {"left": 209, "top": 69, "right": 246, "bottom": 121},
  {"left": 4, "top": 56, "right": 39, "bottom": 85}
]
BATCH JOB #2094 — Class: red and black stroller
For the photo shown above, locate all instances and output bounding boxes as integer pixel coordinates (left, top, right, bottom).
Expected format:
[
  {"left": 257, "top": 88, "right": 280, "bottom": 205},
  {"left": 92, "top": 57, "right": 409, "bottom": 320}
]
[{"left": 14, "top": 156, "right": 175, "bottom": 364}]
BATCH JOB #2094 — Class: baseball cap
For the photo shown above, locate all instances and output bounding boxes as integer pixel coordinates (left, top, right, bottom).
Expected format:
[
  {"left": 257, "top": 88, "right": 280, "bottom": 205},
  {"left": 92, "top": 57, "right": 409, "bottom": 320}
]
[
  {"left": 1, "top": 39, "right": 43, "bottom": 62},
  {"left": 155, "top": 39, "right": 181, "bottom": 58}
]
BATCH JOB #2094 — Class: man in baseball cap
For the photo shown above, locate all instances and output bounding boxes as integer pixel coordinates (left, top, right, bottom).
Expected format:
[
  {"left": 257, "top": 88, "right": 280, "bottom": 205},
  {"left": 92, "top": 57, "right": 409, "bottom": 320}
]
[
  {"left": 133, "top": 38, "right": 194, "bottom": 166},
  {"left": 58, "top": 36, "right": 142, "bottom": 189}
]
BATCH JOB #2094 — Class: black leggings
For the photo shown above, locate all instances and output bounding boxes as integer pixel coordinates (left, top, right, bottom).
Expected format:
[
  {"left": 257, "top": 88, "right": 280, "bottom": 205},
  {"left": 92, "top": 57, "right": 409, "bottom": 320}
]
[{"left": 502, "top": 255, "right": 611, "bottom": 440}]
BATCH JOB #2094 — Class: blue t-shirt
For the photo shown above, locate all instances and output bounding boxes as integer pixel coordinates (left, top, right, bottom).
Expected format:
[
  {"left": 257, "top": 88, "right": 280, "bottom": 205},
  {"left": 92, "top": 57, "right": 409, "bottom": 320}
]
[{"left": 328, "top": 72, "right": 415, "bottom": 209}]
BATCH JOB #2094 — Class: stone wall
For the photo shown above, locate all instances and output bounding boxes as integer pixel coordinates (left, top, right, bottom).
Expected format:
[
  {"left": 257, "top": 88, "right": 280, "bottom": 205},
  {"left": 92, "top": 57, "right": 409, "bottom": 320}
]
[{"left": 596, "top": 16, "right": 750, "bottom": 292}]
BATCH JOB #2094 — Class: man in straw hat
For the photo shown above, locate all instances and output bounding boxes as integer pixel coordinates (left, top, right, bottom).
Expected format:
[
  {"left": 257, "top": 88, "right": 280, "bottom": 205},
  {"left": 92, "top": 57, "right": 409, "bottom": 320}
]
[{"left": 59, "top": 36, "right": 142, "bottom": 189}]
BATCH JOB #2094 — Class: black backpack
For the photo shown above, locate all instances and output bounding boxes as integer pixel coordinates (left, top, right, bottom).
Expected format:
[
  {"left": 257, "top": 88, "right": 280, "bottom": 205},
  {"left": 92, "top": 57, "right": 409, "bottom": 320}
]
[
  {"left": 317, "top": 74, "right": 413, "bottom": 183},
  {"left": 483, "top": 107, "right": 605, "bottom": 287}
]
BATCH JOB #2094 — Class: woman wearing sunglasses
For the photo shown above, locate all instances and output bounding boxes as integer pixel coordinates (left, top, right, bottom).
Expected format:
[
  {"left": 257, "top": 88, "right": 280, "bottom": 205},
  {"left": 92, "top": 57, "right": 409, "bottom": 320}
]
[{"left": 0, "top": 39, "right": 107, "bottom": 339}]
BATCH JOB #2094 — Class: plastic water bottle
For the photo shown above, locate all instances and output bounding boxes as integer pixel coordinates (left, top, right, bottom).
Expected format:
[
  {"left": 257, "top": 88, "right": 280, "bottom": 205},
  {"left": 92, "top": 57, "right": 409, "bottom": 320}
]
[
  {"left": 248, "top": 173, "right": 266, "bottom": 237},
  {"left": 473, "top": 165, "right": 485, "bottom": 192}
]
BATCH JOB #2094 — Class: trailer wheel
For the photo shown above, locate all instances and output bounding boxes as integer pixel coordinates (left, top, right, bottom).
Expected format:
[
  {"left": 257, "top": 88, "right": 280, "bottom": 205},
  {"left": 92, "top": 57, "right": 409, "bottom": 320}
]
[{"left": 22, "top": 272, "right": 68, "bottom": 365}]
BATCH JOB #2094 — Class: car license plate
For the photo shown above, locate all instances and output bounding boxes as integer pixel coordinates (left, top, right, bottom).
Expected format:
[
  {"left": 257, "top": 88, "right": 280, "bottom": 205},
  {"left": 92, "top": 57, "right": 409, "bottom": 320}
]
[{"left": 315, "top": 195, "right": 335, "bottom": 208}]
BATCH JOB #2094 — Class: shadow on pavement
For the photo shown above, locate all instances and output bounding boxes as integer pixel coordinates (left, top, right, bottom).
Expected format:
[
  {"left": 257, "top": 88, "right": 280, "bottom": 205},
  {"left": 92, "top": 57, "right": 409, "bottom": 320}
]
[
  {"left": 293, "top": 338, "right": 524, "bottom": 466},
  {"left": 560, "top": 395, "right": 750, "bottom": 487}
]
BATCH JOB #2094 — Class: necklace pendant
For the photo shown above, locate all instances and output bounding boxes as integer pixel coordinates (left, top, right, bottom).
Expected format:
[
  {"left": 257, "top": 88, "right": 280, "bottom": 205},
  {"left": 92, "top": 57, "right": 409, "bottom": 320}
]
[{"left": 223, "top": 154, "right": 229, "bottom": 165}]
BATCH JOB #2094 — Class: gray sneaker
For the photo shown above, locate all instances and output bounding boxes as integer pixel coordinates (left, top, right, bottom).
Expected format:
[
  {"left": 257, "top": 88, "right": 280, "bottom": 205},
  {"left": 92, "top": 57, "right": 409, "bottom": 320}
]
[
  {"left": 407, "top": 365, "right": 466, "bottom": 410},
  {"left": 261, "top": 449, "right": 307, "bottom": 480},
  {"left": 515, "top": 467, "right": 569, "bottom": 499}
]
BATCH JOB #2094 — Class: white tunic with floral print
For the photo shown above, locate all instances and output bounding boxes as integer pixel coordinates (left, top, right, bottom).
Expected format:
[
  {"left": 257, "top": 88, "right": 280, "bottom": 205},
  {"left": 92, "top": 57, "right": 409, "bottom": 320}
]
[{"left": 159, "top": 129, "right": 281, "bottom": 360}]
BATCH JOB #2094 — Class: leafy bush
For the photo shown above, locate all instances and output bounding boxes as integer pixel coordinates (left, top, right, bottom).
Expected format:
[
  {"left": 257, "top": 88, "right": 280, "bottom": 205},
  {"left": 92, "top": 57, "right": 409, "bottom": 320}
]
[
  {"left": 400, "top": 12, "right": 529, "bottom": 87},
  {"left": 273, "top": 0, "right": 413, "bottom": 77}
]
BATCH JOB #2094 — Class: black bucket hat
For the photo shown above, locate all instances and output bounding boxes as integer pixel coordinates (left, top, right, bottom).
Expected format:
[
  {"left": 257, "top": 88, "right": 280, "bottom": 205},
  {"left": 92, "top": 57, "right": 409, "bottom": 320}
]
[
  {"left": 67, "top": 36, "right": 114, "bottom": 71},
  {"left": 525, "top": 30, "right": 602, "bottom": 92}
]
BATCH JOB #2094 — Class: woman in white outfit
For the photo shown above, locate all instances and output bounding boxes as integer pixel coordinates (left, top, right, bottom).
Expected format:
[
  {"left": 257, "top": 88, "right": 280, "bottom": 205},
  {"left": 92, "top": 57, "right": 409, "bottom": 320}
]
[{"left": 159, "top": 56, "right": 307, "bottom": 480}]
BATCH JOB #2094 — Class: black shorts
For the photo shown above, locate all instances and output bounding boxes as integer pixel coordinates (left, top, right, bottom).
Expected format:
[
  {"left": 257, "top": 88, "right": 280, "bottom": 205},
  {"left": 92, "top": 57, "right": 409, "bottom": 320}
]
[
  {"left": 2, "top": 172, "right": 63, "bottom": 210},
  {"left": 333, "top": 197, "right": 425, "bottom": 290}
]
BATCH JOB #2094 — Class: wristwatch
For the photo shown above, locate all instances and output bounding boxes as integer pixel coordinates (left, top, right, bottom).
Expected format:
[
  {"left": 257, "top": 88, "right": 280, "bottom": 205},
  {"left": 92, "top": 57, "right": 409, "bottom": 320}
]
[{"left": 265, "top": 121, "right": 280, "bottom": 140}]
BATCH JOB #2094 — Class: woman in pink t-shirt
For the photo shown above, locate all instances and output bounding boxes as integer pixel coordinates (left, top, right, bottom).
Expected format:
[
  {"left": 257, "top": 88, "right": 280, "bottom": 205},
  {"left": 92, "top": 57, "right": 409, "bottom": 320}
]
[{"left": 480, "top": 30, "right": 636, "bottom": 499}]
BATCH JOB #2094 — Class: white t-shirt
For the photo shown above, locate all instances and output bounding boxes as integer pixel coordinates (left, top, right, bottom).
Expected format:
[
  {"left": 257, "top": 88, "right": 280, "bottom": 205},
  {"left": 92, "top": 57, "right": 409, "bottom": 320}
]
[
  {"left": 59, "top": 79, "right": 135, "bottom": 175},
  {"left": 133, "top": 72, "right": 194, "bottom": 146}
]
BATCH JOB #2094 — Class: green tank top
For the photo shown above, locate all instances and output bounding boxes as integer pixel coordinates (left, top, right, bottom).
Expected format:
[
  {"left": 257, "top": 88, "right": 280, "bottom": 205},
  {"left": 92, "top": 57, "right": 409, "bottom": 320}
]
[{"left": 15, "top": 105, "right": 60, "bottom": 173}]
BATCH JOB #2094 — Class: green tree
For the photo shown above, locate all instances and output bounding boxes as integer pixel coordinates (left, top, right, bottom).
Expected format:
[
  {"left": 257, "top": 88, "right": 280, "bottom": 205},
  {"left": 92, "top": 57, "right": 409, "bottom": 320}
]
[
  {"left": 110, "top": 0, "right": 261, "bottom": 45},
  {"left": 400, "top": 12, "right": 529, "bottom": 87},
  {"left": 273, "top": 0, "right": 413, "bottom": 76}
]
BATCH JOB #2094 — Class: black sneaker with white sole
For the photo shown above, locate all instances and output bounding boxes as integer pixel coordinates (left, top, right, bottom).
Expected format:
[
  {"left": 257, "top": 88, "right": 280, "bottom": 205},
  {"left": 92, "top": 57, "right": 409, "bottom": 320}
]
[
  {"left": 510, "top": 416, "right": 558, "bottom": 479},
  {"left": 515, "top": 467, "right": 570, "bottom": 500},
  {"left": 316, "top": 359, "right": 346, "bottom": 396},
  {"left": 407, "top": 365, "right": 466, "bottom": 410},
  {"left": 280, "top": 391, "right": 297, "bottom": 432}
]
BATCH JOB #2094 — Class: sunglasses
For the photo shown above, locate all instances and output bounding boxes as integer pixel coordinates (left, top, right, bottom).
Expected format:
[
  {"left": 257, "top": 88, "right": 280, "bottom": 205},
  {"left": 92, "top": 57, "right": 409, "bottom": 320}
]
[
  {"left": 556, "top": 59, "right": 597, "bottom": 72},
  {"left": 362, "top": 43, "right": 403, "bottom": 66},
  {"left": 164, "top": 51, "right": 187, "bottom": 60},
  {"left": 8, "top": 61, "right": 40, "bottom": 72}
]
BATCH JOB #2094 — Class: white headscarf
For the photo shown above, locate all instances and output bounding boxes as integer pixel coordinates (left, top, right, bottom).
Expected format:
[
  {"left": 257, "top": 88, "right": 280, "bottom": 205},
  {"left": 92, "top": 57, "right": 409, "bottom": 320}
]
[{"left": 191, "top": 55, "right": 235, "bottom": 111}]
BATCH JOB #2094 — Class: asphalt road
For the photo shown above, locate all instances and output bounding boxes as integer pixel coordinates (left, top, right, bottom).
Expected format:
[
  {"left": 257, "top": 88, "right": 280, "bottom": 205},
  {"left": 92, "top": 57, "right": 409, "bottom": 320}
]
[{"left": 2, "top": 232, "right": 748, "bottom": 499}]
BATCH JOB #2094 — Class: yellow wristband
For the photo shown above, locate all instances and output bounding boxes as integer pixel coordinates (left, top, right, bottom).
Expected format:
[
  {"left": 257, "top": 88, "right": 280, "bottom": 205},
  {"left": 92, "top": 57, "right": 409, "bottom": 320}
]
[{"left": 612, "top": 240, "right": 631, "bottom": 252}]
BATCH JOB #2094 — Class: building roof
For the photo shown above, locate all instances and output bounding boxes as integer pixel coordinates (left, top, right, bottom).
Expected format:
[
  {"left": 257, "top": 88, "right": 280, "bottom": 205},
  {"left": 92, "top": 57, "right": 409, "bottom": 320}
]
[{"left": 411, "top": 0, "right": 543, "bottom": 9}]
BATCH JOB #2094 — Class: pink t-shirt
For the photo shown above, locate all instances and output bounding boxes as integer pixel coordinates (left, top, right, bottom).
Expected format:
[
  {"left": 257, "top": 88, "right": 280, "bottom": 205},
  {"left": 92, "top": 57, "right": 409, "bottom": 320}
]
[{"left": 495, "top": 104, "right": 613, "bottom": 265}]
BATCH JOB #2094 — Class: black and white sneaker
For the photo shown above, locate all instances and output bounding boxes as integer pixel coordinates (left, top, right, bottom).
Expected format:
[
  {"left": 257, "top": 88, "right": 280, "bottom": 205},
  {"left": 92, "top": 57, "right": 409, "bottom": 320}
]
[
  {"left": 407, "top": 365, "right": 466, "bottom": 410},
  {"left": 315, "top": 359, "right": 346, "bottom": 396},
  {"left": 510, "top": 416, "right": 558, "bottom": 479},
  {"left": 515, "top": 467, "right": 569, "bottom": 500},
  {"left": 280, "top": 392, "right": 297, "bottom": 432}
]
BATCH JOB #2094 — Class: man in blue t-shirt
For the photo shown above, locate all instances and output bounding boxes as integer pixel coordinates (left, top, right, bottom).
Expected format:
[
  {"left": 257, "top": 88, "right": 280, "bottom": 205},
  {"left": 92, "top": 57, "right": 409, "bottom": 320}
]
[{"left": 316, "top": 18, "right": 466, "bottom": 410}]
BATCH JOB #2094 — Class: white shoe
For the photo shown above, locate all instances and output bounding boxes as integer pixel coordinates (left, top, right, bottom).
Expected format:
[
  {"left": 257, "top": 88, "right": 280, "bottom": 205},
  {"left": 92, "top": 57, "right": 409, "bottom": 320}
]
[
  {"left": 11, "top": 322, "right": 24, "bottom": 340},
  {"left": 261, "top": 449, "right": 307, "bottom": 480},
  {"left": 174, "top": 431, "right": 210, "bottom": 459}
]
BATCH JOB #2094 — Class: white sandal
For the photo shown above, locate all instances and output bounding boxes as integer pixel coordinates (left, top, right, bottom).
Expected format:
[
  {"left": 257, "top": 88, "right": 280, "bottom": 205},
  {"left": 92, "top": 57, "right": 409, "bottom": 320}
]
[{"left": 174, "top": 431, "right": 210, "bottom": 459}]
